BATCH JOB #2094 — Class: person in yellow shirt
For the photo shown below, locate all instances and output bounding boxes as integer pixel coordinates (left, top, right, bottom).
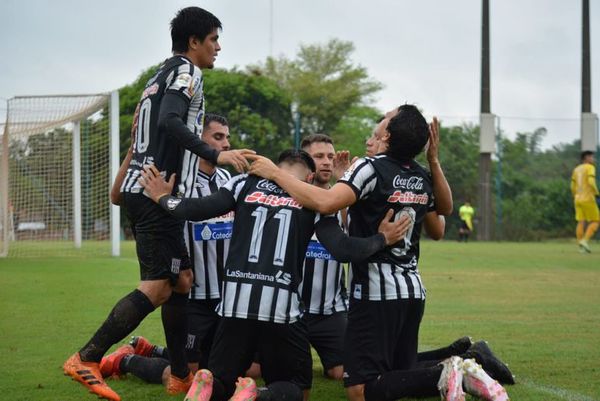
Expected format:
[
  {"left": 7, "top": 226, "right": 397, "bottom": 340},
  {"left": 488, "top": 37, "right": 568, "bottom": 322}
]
[
  {"left": 458, "top": 200, "right": 475, "bottom": 242},
  {"left": 571, "top": 151, "right": 600, "bottom": 253}
]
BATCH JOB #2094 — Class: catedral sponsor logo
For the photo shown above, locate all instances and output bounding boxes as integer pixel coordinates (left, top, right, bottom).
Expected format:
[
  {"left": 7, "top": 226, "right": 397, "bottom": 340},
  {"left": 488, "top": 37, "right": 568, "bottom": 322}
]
[{"left": 245, "top": 191, "right": 302, "bottom": 209}]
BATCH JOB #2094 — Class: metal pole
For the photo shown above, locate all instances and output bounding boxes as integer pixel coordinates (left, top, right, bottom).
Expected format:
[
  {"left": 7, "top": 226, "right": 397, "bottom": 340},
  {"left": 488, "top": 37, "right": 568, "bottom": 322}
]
[
  {"left": 72, "top": 121, "right": 82, "bottom": 248},
  {"left": 478, "top": 0, "right": 493, "bottom": 240},
  {"left": 109, "top": 91, "right": 120, "bottom": 257},
  {"left": 1, "top": 111, "right": 10, "bottom": 257},
  {"left": 582, "top": 0, "right": 591, "bottom": 113}
]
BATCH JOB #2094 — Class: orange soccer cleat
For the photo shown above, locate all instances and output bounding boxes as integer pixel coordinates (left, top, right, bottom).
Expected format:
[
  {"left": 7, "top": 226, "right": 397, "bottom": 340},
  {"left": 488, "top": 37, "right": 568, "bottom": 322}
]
[
  {"left": 63, "top": 352, "right": 121, "bottom": 401},
  {"left": 99, "top": 345, "right": 134, "bottom": 378}
]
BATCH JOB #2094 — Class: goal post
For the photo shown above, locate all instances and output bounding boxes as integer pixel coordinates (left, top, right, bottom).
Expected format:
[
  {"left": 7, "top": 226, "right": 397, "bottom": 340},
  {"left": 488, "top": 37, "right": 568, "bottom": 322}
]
[{"left": 0, "top": 92, "right": 121, "bottom": 257}]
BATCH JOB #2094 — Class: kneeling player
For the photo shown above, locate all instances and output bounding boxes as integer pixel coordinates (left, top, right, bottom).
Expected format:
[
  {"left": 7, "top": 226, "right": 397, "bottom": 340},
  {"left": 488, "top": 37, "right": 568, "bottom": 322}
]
[{"left": 140, "top": 149, "right": 411, "bottom": 401}]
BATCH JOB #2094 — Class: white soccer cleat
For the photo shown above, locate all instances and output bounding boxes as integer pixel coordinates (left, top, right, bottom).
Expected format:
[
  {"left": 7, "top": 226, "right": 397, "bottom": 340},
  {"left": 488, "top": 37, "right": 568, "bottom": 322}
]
[
  {"left": 462, "top": 358, "right": 509, "bottom": 401},
  {"left": 437, "top": 356, "right": 465, "bottom": 401}
]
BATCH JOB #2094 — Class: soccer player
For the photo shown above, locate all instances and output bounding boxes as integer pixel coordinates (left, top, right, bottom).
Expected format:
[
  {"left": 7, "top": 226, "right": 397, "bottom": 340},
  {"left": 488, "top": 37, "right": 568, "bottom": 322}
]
[
  {"left": 247, "top": 105, "right": 509, "bottom": 401},
  {"left": 63, "top": 8, "right": 253, "bottom": 401},
  {"left": 571, "top": 151, "right": 599, "bottom": 253},
  {"left": 140, "top": 149, "right": 410, "bottom": 401},
  {"left": 99, "top": 113, "right": 235, "bottom": 385},
  {"left": 458, "top": 200, "right": 474, "bottom": 242},
  {"left": 299, "top": 134, "right": 349, "bottom": 382}
]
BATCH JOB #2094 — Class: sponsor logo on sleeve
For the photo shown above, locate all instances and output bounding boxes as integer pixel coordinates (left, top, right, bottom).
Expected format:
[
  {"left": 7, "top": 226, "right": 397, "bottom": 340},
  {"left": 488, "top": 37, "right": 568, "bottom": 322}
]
[{"left": 167, "top": 198, "right": 182, "bottom": 210}]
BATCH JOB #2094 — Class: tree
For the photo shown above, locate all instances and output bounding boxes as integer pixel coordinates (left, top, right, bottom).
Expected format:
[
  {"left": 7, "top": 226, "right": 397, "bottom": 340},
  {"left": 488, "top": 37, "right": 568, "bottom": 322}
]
[{"left": 256, "top": 39, "right": 383, "bottom": 146}]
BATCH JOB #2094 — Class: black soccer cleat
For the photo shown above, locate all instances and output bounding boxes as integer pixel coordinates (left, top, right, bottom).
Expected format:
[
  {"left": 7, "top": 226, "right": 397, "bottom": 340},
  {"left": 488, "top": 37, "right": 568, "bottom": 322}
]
[
  {"left": 462, "top": 341, "right": 515, "bottom": 385},
  {"left": 449, "top": 336, "right": 474, "bottom": 355}
]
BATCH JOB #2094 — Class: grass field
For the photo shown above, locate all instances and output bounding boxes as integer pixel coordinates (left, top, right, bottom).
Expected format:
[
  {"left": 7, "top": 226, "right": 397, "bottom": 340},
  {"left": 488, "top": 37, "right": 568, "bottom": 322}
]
[{"left": 1, "top": 240, "right": 599, "bottom": 401}]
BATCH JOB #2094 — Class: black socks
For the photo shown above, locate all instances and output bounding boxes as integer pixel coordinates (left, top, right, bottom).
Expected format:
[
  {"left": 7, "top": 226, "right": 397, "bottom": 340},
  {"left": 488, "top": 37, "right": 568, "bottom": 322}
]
[{"left": 161, "top": 291, "right": 190, "bottom": 379}]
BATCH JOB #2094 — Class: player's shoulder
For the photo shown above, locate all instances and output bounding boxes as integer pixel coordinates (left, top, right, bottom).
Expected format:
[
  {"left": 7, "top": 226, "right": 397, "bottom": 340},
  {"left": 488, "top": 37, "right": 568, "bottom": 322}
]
[{"left": 215, "top": 167, "right": 232, "bottom": 181}]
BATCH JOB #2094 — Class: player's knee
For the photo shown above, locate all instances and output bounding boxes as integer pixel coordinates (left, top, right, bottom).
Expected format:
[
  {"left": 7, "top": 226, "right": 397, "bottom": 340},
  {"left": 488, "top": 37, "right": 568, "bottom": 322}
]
[
  {"left": 345, "top": 384, "right": 365, "bottom": 401},
  {"left": 174, "top": 269, "right": 193, "bottom": 293},
  {"left": 326, "top": 365, "right": 344, "bottom": 380},
  {"left": 138, "top": 279, "right": 172, "bottom": 306}
]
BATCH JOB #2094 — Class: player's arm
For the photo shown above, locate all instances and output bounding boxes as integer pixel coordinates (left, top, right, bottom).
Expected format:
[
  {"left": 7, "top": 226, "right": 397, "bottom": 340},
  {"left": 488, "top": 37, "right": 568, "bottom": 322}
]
[
  {"left": 157, "top": 93, "right": 254, "bottom": 173},
  {"left": 315, "top": 210, "right": 411, "bottom": 263},
  {"left": 110, "top": 147, "right": 133, "bottom": 205},
  {"left": 588, "top": 166, "right": 599, "bottom": 196},
  {"left": 423, "top": 211, "right": 445, "bottom": 240},
  {"left": 427, "top": 117, "right": 453, "bottom": 215},
  {"left": 247, "top": 154, "right": 356, "bottom": 214},
  {"left": 570, "top": 171, "right": 577, "bottom": 196},
  {"left": 139, "top": 165, "right": 235, "bottom": 221},
  {"left": 110, "top": 105, "right": 139, "bottom": 205}
]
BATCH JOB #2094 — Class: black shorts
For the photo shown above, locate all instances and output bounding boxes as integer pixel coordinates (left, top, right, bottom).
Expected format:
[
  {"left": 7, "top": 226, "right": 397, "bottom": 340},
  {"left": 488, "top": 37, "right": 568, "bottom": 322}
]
[
  {"left": 305, "top": 311, "right": 347, "bottom": 371},
  {"left": 460, "top": 220, "right": 471, "bottom": 231},
  {"left": 123, "top": 193, "right": 191, "bottom": 285},
  {"left": 343, "top": 298, "right": 425, "bottom": 387},
  {"left": 186, "top": 299, "right": 221, "bottom": 365},
  {"left": 208, "top": 317, "right": 312, "bottom": 397}
]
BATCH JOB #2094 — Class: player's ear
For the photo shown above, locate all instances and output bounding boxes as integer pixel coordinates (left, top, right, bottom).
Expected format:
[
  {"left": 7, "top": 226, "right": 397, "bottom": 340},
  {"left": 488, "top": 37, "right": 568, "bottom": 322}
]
[
  {"left": 188, "top": 35, "right": 199, "bottom": 50},
  {"left": 306, "top": 172, "right": 315, "bottom": 183}
]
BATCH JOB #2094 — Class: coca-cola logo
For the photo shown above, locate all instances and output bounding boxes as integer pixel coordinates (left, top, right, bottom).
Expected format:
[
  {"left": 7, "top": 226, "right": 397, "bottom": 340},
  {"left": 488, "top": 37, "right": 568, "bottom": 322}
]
[
  {"left": 257, "top": 179, "right": 285, "bottom": 194},
  {"left": 393, "top": 175, "right": 424, "bottom": 190}
]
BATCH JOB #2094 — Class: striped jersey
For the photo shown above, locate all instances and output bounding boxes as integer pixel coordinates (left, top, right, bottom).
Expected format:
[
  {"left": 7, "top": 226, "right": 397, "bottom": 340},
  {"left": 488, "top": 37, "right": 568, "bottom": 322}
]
[
  {"left": 298, "top": 212, "right": 348, "bottom": 315},
  {"left": 339, "top": 155, "right": 435, "bottom": 301},
  {"left": 184, "top": 167, "right": 232, "bottom": 300},
  {"left": 121, "top": 55, "right": 205, "bottom": 198},
  {"left": 216, "top": 174, "right": 324, "bottom": 324}
]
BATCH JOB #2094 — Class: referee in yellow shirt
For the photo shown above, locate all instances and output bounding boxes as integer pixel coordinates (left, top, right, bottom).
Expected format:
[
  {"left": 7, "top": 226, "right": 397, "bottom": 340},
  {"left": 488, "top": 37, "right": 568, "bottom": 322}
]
[{"left": 571, "top": 151, "right": 600, "bottom": 252}]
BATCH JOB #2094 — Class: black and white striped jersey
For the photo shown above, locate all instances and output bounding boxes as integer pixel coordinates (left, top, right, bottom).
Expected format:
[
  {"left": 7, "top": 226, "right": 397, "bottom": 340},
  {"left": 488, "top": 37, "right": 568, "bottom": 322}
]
[
  {"left": 216, "top": 175, "right": 323, "bottom": 324},
  {"left": 121, "top": 55, "right": 205, "bottom": 198},
  {"left": 339, "top": 155, "right": 435, "bottom": 301},
  {"left": 184, "top": 168, "right": 232, "bottom": 300},
  {"left": 298, "top": 212, "right": 348, "bottom": 315}
]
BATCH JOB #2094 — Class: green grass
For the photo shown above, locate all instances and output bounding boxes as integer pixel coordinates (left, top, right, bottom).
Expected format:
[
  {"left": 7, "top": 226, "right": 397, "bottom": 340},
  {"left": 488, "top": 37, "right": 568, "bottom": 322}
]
[{"left": 1, "top": 240, "right": 599, "bottom": 401}]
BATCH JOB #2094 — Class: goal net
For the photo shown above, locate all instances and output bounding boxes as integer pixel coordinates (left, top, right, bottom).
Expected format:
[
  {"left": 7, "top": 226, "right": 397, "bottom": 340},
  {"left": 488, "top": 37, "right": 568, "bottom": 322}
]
[{"left": 0, "top": 93, "right": 121, "bottom": 257}]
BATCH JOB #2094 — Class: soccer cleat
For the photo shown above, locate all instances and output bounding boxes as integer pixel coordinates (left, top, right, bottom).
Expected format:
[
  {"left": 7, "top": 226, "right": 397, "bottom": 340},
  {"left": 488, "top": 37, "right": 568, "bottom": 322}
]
[
  {"left": 579, "top": 240, "right": 592, "bottom": 253},
  {"left": 437, "top": 356, "right": 465, "bottom": 401},
  {"left": 63, "top": 352, "right": 121, "bottom": 401},
  {"left": 229, "top": 376, "right": 258, "bottom": 401},
  {"left": 129, "top": 335, "right": 156, "bottom": 357},
  {"left": 184, "top": 369, "right": 214, "bottom": 401},
  {"left": 99, "top": 344, "right": 134, "bottom": 378},
  {"left": 462, "top": 358, "right": 509, "bottom": 401},
  {"left": 167, "top": 371, "right": 194, "bottom": 395},
  {"left": 449, "top": 336, "right": 474, "bottom": 355},
  {"left": 462, "top": 341, "right": 515, "bottom": 384}
]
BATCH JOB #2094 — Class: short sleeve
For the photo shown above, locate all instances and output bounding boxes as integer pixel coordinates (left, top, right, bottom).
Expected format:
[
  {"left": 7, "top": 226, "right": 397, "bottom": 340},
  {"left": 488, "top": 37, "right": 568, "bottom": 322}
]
[
  {"left": 338, "top": 158, "right": 377, "bottom": 201},
  {"left": 166, "top": 63, "right": 203, "bottom": 100},
  {"left": 223, "top": 174, "right": 248, "bottom": 201}
]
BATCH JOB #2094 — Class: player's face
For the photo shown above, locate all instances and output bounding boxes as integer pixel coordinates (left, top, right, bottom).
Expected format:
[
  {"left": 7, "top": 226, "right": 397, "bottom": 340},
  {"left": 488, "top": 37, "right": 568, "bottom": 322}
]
[
  {"left": 194, "top": 29, "right": 221, "bottom": 69},
  {"left": 202, "top": 122, "right": 230, "bottom": 153},
  {"left": 305, "top": 142, "right": 335, "bottom": 185},
  {"left": 365, "top": 128, "right": 379, "bottom": 157},
  {"left": 279, "top": 162, "right": 314, "bottom": 183}
]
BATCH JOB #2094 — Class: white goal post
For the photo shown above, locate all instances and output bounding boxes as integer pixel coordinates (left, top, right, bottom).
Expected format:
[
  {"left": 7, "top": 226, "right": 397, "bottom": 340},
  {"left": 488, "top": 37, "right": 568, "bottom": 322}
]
[{"left": 0, "top": 92, "right": 121, "bottom": 257}]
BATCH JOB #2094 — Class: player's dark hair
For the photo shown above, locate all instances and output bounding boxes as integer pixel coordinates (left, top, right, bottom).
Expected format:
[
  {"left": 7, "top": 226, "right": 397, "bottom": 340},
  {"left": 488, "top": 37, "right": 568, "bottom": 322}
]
[
  {"left": 581, "top": 150, "right": 594, "bottom": 161},
  {"left": 300, "top": 134, "right": 333, "bottom": 150},
  {"left": 385, "top": 104, "right": 429, "bottom": 160},
  {"left": 277, "top": 149, "right": 316, "bottom": 172},
  {"left": 203, "top": 113, "right": 228, "bottom": 129},
  {"left": 171, "top": 7, "right": 222, "bottom": 53}
]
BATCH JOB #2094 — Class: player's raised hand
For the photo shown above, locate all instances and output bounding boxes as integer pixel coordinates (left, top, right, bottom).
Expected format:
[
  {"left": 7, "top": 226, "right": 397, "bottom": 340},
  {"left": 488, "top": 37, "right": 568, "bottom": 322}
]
[
  {"left": 139, "top": 165, "right": 175, "bottom": 203},
  {"left": 217, "top": 149, "right": 256, "bottom": 173},
  {"left": 426, "top": 116, "right": 440, "bottom": 163},
  {"left": 378, "top": 209, "right": 411, "bottom": 245},
  {"left": 333, "top": 150, "right": 351, "bottom": 180},
  {"left": 246, "top": 154, "right": 280, "bottom": 180}
]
